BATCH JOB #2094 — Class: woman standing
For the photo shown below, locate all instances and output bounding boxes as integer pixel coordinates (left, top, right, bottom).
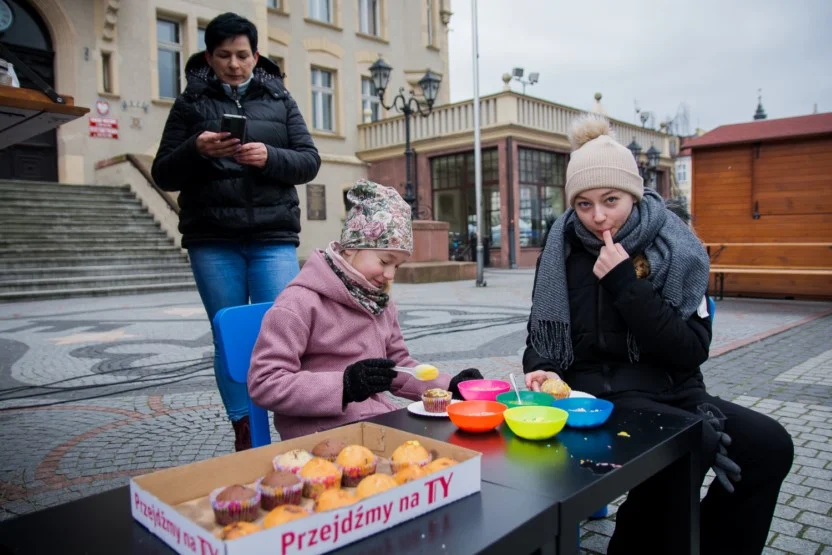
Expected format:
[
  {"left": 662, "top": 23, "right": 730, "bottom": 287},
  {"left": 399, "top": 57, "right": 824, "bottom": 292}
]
[
  {"left": 152, "top": 12, "right": 320, "bottom": 451},
  {"left": 523, "top": 116, "right": 793, "bottom": 554}
]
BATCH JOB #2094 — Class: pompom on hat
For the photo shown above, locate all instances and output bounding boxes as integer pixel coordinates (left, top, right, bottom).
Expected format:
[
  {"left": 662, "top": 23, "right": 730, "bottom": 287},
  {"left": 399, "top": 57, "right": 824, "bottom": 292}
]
[
  {"left": 564, "top": 115, "right": 644, "bottom": 207},
  {"left": 340, "top": 179, "right": 413, "bottom": 254}
]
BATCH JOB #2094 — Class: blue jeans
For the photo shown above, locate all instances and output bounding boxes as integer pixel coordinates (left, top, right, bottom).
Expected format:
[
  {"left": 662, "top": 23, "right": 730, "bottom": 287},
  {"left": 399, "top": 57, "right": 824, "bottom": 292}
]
[{"left": 188, "top": 242, "right": 299, "bottom": 422}]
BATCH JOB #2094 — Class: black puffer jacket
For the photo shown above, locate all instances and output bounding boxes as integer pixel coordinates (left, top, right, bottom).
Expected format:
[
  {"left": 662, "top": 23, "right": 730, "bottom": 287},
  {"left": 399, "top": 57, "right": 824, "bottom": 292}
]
[
  {"left": 151, "top": 54, "right": 320, "bottom": 247},
  {"left": 523, "top": 228, "right": 712, "bottom": 397}
]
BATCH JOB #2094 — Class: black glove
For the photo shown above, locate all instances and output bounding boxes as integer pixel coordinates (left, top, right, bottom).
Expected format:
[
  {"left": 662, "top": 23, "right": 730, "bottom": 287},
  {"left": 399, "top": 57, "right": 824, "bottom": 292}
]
[
  {"left": 448, "top": 368, "right": 484, "bottom": 400},
  {"left": 696, "top": 403, "right": 742, "bottom": 493},
  {"left": 342, "top": 358, "right": 396, "bottom": 405}
]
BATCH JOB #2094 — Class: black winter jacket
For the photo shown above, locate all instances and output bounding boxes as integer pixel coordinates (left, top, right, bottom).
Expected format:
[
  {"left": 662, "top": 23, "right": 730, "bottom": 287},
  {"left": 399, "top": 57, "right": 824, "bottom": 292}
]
[
  {"left": 523, "top": 229, "right": 712, "bottom": 397},
  {"left": 151, "top": 54, "right": 320, "bottom": 247}
]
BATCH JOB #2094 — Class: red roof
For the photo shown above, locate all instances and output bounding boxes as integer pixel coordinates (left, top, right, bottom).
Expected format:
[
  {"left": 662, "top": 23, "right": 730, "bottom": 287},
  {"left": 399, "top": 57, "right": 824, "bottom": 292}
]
[{"left": 684, "top": 112, "right": 832, "bottom": 149}]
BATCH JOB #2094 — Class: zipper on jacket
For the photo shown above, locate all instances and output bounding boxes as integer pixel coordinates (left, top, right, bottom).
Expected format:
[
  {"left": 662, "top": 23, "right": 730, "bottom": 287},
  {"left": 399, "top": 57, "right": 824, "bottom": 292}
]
[
  {"left": 230, "top": 87, "right": 255, "bottom": 228},
  {"left": 231, "top": 87, "right": 243, "bottom": 111},
  {"left": 597, "top": 285, "right": 613, "bottom": 393}
]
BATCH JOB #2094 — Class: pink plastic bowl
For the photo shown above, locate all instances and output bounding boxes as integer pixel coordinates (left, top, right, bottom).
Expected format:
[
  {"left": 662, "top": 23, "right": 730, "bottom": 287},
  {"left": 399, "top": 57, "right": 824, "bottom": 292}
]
[{"left": 457, "top": 379, "right": 511, "bottom": 401}]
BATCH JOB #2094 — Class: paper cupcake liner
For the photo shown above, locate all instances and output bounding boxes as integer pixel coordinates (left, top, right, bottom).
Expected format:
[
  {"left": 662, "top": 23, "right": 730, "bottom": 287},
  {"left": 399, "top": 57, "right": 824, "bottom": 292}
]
[
  {"left": 301, "top": 470, "right": 343, "bottom": 500},
  {"left": 340, "top": 459, "right": 378, "bottom": 487},
  {"left": 391, "top": 456, "right": 432, "bottom": 474},
  {"left": 422, "top": 394, "right": 452, "bottom": 413},
  {"left": 256, "top": 476, "right": 304, "bottom": 510},
  {"left": 273, "top": 460, "right": 305, "bottom": 476},
  {"left": 209, "top": 487, "right": 262, "bottom": 525}
]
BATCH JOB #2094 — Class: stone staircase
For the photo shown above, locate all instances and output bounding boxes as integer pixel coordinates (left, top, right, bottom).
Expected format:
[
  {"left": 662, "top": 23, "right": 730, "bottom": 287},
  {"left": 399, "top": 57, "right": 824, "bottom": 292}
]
[{"left": 0, "top": 180, "right": 195, "bottom": 302}]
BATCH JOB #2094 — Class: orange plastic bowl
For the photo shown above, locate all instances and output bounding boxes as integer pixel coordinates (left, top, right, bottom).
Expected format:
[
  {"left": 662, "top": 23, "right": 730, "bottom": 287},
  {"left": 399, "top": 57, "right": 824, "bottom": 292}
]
[{"left": 446, "top": 400, "right": 507, "bottom": 433}]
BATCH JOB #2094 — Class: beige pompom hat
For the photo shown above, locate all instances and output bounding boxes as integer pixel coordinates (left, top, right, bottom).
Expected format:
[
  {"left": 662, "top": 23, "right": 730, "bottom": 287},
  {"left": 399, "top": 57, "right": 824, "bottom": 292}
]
[{"left": 564, "top": 116, "right": 644, "bottom": 207}]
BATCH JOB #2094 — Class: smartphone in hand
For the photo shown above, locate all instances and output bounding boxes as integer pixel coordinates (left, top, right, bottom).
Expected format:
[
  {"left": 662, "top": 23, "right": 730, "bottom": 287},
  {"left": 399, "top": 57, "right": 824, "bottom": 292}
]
[{"left": 220, "top": 114, "right": 247, "bottom": 142}]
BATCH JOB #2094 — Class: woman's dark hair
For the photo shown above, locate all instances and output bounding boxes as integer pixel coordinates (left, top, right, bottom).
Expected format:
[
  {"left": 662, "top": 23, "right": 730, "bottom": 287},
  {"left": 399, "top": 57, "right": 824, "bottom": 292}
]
[{"left": 204, "top": 13, "right": 258, "bottom": 54}]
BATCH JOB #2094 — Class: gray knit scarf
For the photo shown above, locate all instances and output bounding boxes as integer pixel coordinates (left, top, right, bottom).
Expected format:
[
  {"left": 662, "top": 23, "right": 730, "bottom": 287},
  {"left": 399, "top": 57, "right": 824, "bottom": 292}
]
[
  {"left": 323, "top": 252, "right": 389, "bottom": 315},
  {"left": 529, "top": 188, "right": 710, "bottom": 369}
]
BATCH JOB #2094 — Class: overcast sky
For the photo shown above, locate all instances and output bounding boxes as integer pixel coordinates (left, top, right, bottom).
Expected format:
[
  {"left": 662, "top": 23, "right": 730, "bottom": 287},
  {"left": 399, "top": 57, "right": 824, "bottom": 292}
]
[{"left": 446, "top": 0, "right": 832, "bottom": 134}]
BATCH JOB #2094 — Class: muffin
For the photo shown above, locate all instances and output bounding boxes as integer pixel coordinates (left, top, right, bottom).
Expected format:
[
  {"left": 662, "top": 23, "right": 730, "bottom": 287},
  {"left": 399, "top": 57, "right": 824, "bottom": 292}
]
[
  {"left": 424, "top": 457, "right": 458, "bottom": 474},
  {"left": 315, "top": 488, "right": 358, "bottom": 512},
  {"left": 421, "top": 388, "right": 452, "bottom": 413},
  {"left": 257, "top": 470, "right": 303, "bottom": 510},
  {"left": 216, "top": 521, "right": 261, "bottom": 540},
  {"left": 299, "top": 457, "right": 343, "bottom": 499},
  {"left": 210, "top": 485, "right": 261, "bottom": 525},
  {"left": 311, "top": 438, "right": 347, "bottom": 462},
  {"left": 541, "top": 378, "right": 572, "bottom": 400},
  {"left": 390, "top": 440, "right": 432, "bottom": 473},
  {"left": 336, "top": 445, "right": 378, "bottom": 487},
  {"left": 263, "top": 505, "right": 310, "bottom": 529},
  {"left": 355, "top": 473, "right": 398, "bottom": 500},
  {"left": 393, "top": 464, "right": 426, "bottom": 485},
  {"left": 273, "top": 449, "right": 314, "bottom": 475}
]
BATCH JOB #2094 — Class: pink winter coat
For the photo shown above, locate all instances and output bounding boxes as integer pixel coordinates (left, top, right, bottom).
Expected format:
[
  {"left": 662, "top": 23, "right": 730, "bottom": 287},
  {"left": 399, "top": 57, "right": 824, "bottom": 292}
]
[{"left": 248, "top": 249, "right": 452, "bottom": 440}]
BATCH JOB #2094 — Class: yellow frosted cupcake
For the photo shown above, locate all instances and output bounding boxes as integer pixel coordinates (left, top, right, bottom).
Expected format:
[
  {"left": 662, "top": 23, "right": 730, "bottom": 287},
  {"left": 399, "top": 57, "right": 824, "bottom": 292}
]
[
  {"left": 390, "top": 440, "right": 432, "bottom": 473},
  {"left": 315, "top": 488, "right": 358, "bottom": 512},
  {"left": 263, "top": 505, "right": 310, "bottom": 529},
  {"left": 424, "top": 457, "right": 458, "bottom": 474},
  {"left": 216, "top": 521, "right": 261, "bottom": 540},
  {"left": 299, "top": 457, "right": 342, "bottom": 500},
  {"left": 336, "top": 445, "right": 378, "bottom": 487},
  {"left": 355, "top": 473, "right": 398, "bottom": 500},
  {"left": 393, "top": 464, "right": 426, "bottom": 485}
]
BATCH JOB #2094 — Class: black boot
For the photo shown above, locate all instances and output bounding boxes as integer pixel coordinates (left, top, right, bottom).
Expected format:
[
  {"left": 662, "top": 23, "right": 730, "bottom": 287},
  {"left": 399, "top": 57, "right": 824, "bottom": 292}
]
[{"left": 232, "top": 416, "right": 252, "bottom": 452}]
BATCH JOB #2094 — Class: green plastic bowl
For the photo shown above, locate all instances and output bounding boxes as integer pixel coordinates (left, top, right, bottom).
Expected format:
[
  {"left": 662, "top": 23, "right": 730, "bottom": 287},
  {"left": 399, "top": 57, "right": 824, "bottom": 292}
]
[
  {"left": 495, "top": 391, "right": 554, "bottom": 409},
  {"left": 504, "top": 406, "right": 569, "bottom": 440}
]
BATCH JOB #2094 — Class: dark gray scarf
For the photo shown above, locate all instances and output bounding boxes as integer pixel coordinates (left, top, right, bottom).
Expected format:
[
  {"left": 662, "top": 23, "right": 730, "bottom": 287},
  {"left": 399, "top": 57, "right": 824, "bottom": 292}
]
[{"left": 529, "top": 189, "right": 710, "bottom": 369}]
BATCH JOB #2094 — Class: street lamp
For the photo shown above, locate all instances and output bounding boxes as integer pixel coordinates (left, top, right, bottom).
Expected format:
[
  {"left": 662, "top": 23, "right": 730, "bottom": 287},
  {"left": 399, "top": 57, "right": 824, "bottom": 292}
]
[
  {"left": 511, "top": 67, "right": 539, "bottom": 95},
  {"left": 627, "top": 138, "right": 661, "bottom": 189},
  {"left": 369, "top": 56, "right": 441, "bottom": 217}
]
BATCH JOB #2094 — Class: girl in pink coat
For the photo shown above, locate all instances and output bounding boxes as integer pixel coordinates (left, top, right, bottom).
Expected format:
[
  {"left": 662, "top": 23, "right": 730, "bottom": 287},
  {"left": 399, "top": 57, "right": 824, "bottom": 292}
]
[{"left": 248, "top": 179, "right": 482, "bottom": 439}]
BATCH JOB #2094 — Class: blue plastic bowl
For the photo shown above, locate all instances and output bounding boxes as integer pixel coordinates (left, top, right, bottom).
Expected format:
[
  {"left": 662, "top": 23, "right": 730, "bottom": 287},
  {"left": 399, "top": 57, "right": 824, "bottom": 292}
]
[{"left": 551, "top": 398, "right": 613, "bottom": 428}]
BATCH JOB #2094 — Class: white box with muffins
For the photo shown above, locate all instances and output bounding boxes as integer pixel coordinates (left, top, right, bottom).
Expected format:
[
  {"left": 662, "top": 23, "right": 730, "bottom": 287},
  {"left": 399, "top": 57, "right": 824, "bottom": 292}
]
[{"left": 130, "top": 421, "right": 482, "bottom": 555}]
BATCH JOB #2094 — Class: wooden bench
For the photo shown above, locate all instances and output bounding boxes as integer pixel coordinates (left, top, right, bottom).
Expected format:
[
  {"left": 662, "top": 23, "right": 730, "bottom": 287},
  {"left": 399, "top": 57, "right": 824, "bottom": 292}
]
[{"left": 704, "top": 243, "right": 832, "bottom": 300}]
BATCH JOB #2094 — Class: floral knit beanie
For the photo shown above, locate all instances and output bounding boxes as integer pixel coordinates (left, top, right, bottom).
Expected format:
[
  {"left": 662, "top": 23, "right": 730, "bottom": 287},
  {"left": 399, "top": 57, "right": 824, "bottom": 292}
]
[{"left": 340, "top": 179, "right": 413, "bottom": 254}]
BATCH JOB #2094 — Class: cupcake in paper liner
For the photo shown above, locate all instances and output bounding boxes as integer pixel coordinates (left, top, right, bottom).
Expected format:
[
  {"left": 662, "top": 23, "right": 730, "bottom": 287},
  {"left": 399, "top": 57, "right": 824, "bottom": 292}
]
[
  {"left": 311, "top": 438, "right": 347, "bottom": 462},
  {"left": 390, "top": 440, "right": 433, "bottom": 473},
  {"left": 256, "top": 470, "right": 303, "bottom": 510},
  {"left": 210, "top": 485, "right": 261, "bottom": 525},
  {"left": 272, "top": 449, "right": 314, "bottom": 475},
  {"left": 335, "top": 445, "right": 378, "bottom": 487},
  {"left": 299, "top": 458, "right": 343, "bottom": 500},
  {"left": 421, "top": 388, "right": 452, "bottom": 413}
]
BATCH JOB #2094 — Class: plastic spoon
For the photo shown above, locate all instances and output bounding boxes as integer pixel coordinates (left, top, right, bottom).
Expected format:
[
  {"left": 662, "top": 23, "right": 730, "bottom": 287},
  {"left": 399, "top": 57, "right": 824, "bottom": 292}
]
[
  {"left": 393, "top": 364, "right": 439, "bottom": 381},
  {"left": 509, "top": 373, "right": 523, "bottom": 405}
]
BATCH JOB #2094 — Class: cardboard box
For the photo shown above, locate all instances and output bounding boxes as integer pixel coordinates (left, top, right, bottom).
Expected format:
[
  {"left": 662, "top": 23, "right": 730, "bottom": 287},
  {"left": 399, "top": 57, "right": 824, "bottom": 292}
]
[{"left": 130, "top": 422, "right": 482, "bottom": 555}]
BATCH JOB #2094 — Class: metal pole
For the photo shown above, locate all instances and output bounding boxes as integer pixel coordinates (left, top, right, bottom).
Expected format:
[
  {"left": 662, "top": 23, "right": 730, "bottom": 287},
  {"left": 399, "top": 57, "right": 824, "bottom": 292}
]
[
  {"left": 472, "top": 0, "right": 485, "bottom": 287},
  {"left": 404, "top": 109, "right": 416, "bottom": 215}
]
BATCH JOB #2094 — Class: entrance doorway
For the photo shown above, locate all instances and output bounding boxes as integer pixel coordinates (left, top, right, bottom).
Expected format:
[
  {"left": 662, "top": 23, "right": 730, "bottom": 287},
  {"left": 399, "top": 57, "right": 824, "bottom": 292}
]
[{"left": 0, "top": 0, "right": 58, "bottom": 181}]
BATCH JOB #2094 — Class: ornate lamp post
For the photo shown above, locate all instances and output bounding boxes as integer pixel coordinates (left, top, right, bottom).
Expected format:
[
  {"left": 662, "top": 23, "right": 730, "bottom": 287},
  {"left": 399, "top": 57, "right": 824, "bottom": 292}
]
[
  {"left": 627, "top": 138, "right": 661, "bottom": 189},
  {"left": 369, "top": 56, "right": 441, "bottom": 217}
]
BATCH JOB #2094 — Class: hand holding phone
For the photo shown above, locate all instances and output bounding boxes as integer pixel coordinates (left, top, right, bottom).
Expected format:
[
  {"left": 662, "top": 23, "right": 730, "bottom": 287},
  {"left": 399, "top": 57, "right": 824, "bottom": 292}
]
[{"left": 195, "top": 131, "right": 240, "bottom": 158}]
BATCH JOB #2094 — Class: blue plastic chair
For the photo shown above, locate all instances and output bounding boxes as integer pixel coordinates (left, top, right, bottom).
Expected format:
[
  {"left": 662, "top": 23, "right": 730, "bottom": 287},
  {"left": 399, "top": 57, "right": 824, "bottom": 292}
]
[{"left": 213, "top": 302, "right": 275, "bottom": 448}]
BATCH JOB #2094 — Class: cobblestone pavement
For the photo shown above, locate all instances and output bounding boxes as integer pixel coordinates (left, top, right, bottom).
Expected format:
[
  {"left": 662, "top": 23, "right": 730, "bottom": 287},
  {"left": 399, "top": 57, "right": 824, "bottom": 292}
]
[{"left": 1, "top": 269, "right": 831, "bottom": 554}]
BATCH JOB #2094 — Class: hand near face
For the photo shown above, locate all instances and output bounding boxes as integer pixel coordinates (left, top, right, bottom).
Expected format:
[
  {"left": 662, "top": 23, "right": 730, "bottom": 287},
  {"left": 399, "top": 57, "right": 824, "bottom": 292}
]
[
  {"left": 234, "top": 142, "right": 269, "bottom": 168},
  {"left": 593, "top": 230, "right": 630, "bottom": 279}
]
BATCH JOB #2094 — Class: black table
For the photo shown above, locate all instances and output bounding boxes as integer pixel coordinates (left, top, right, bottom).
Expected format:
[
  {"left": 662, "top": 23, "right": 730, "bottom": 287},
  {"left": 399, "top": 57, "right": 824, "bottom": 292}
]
[
  {"left": 369, "top": 407, "right": 702, "bottom": 554},
  {"left": 0, "top": 407, "right": 701, "bottom": 555},
  {"left": 0, "top": 482, "right": 556, "bottom": 555}
]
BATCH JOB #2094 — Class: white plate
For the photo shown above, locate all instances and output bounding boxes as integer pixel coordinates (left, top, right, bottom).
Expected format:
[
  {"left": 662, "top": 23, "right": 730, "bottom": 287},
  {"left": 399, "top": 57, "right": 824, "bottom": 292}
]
[
  {"left": 569, "top": 390, "right": 596, "bottom": 399},
  {"left": 406, "top": 399, "right": 461, "bottom": 418}
]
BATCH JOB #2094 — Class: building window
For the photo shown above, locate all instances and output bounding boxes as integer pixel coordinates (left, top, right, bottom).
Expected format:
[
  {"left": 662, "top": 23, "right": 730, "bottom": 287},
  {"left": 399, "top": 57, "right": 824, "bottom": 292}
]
[
  {"left": 676, "top": 164, "right": 687, "bottom": 183},
  {"left": 518, "top": 148, "right": 567, "bottom": 247},
  {"left": 197, "top": 26, "right": 206, "bottom": 51},
  {"left": 311, "top": 68, "right": 335, "bottom": 131},
  {"left": 101, "top": 51, "right": 113, "bottom": 93},
  {"left": 426, "top": 0, "right": 434, "bottom": 45},
  {"left": 157, "top": 18, "right": 182, "bottom": 99},
  {"left": 309, "top": 0, "right": 333, "bottom": 23},
  {"left": 359, "top": 0, "right": 380, "bottom": 36},
  {"left": 267, "top": 0, "right": 280, "bottom": 8},
  {"left": 361, "top": 77, "right": 380, "bottom": 122},
  {"left": 431, "top": 150, "right": 500, "bottom": 250}
]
